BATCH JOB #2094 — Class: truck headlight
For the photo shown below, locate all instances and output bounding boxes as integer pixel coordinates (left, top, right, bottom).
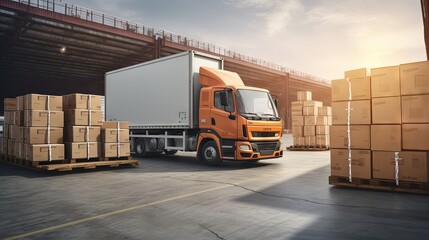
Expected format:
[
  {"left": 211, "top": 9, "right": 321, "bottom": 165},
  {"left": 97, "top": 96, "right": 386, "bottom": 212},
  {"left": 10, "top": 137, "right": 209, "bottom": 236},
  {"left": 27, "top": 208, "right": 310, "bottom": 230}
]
[
  {"left": 239, "top": 144, "right": 250, "bottom": 151},
  {"left": 275, "top": 132, "right": 279, "bottom": 137}
]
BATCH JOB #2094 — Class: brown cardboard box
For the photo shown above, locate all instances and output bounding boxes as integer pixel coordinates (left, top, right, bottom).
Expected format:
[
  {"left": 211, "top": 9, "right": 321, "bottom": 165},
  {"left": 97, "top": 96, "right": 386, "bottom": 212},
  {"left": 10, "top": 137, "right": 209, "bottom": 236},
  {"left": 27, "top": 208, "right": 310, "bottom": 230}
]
[
  {"left": 402, "top": 95, "right": 429, "bottom": 123},
  {"left": 372, "top": 151, "right": 429, "bottom": 183},
  {"left": 318, "top": 106, "right": 332, "bottom": 116},
  {"left": 26, "top": 144, "right": 65, "bottom": 161},
  {"left": 102, "top": 128, "right": 129, "bottom": 143},
  {"left": 316, "top": 116, "right": 332, "bottom": 126},
  {"left": 292, "top": 126, "right": 303, "bottom": 137},
  {"left": 24, "top": 127, "right": 63, "bottom": 144},
  {"left": 1, "top": 138, "right": 7, "bottom": 155},
  {"left": 297, "top": 91, "right": 312, "bottom": 101},
  {"left": 7, "top": 139, "right": 14, "bottom": 156},
  {"left": 303, "top": 101, "right": 323, "bottom": 107},
  {"left": 102, "top": 121, "right": 129, "bottom": 129},
  {"left": 371, "top": 125, "right": 401, "bottom": 151},
  {"left": 24, "top": 94, "right": 62, "bottom": 111},
  {"left": 345, "top": 68, "right": 368, "bottom": 78},
  {"left": 400, "top": 61, "right": 429, "bottom": 95},
  {"left": 293, "top": 137, "right": 305, "bottom": 146},
  {"left": 371, "top": 66, "right": 400, "bottom": 98},
  {"left": 4, "top": 123, "right": 9, "bottom": 139},
  {"left": 16, "top": 95, "right": 24, "bottom": 111},
  {"left": 103, "top": 143, "right": 130, "bottom": 157},
  {"left": 65, "top": 110, "right": 103, "bottom": 126},
  {"left": 13, "top": 111, "right": 24, "bottom": 126},
  {"left": 9, "top": 125, "right": 18, "bottom": 140},
  {"left": 65, "top": 126, "right": 101, "bottom": 142},
  {"left": 332, "top": 100, "right": 371, "bottom": 125},
  {"left": 291, "top": 101, "right": 304, "bottom": 107},
  {"left": 14, "top": 142, "right": 24, "bottom": 159},
  {"left": 316, "top": 135, "right": 330, "bottom": 146},
  {"left": 292, "top": 116, "right": 304, "bottom": 126},
  {"left": 304, "top": 116, "right": 317, "bottom": 126},
  {"left": 63, "top": 94, "right": 103, "bottom": 110},
  {"left": 402, "top": 124, "right": 429, "bottom": 150},
  {"left": 291, "top": 105, "right": 303, "bottom": 116},
  {"left": 4, "top": 98, "right": 16, "bottom": 111},
  {"left": 303, "top": 106, "right": 318, "bottom": 116},
  {"left": 304, "top": 136, "right": 316, "bottom": 146},
  {"left": 24, "top": 110, "right": 64, "bottom": 127},
  {"left": 316, "top": 125, "right": 330, "bottom": 135},
  {"left": 331, "top": 77, "right": 371, "bottom": 101},
  {"left": 15, "top": 126, "right": 24, "bottom": 142},
  {"left": 330, "top": 125, "right": 371, "bottom": 149},
  {"left": 372, "top": 97, "right": 401, "bottom": 124},
  {"left": 304, "top": 126, "right": 316, "bottom": 137},
  {"left": 330, "top": 149, "right": 372, "bottom": 179},
  {"left": 65, "top": 142, "right": 101, "bottom": 159}
]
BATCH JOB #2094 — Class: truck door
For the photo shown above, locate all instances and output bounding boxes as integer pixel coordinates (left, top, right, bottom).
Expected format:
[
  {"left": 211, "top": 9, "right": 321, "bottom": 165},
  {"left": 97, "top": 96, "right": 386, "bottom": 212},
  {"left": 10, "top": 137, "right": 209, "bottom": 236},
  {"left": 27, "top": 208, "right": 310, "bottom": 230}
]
[{"left": 211, "top": 89, "right": 238, "bottom": 158}]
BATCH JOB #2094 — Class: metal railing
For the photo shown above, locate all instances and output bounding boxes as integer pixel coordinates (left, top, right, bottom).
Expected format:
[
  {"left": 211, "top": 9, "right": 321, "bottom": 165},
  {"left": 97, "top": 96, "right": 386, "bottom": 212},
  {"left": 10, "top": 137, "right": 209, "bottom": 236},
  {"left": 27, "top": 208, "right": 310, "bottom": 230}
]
[{"left": 12, "top": 0, "right": 329, "bottom": 84}]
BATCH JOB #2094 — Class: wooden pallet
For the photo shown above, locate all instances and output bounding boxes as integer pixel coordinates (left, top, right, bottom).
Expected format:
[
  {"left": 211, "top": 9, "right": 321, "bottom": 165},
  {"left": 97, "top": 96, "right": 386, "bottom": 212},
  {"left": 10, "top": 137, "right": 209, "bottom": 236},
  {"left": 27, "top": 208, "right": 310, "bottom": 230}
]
[
  {"left": 287, "top": 145, "right": 330, "bottom": 151},
  {"left": 329, "top": 176, "right": 429, "bottom": 195},
  {"left": 0, "top": 154, "right": 139, "bottom": 172}
]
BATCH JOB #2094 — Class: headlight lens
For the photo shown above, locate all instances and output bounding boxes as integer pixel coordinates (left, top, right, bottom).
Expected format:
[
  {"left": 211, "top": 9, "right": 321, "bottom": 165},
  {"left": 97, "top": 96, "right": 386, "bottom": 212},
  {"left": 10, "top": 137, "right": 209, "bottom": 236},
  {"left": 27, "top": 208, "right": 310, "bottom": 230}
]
[
  {"left": 275, "top": 132, "right": 279, "bottom": 137},
  {"left": 239, "top": 144, "right": 250, "bottom": 151}
]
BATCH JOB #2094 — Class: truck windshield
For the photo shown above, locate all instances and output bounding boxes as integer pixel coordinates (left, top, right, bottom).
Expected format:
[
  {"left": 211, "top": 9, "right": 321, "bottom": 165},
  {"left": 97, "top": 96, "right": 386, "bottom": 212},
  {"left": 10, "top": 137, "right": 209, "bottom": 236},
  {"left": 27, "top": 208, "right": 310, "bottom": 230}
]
[{"left": 236, "top": 89, "right": 279, "bottom": 120}]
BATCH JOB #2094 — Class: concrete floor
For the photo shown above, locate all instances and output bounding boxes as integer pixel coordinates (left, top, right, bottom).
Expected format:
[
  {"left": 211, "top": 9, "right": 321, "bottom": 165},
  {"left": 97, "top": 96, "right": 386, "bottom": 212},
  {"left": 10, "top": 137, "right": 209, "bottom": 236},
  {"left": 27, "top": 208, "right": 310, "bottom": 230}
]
[{"left": 0, "top": 135, "right": 429, "bottom": 240}]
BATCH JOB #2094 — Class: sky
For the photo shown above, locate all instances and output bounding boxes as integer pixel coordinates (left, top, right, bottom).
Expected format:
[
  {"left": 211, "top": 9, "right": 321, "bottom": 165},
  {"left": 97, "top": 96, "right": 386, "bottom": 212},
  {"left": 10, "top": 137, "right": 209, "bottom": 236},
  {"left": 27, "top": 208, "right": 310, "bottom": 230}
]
[{"left": 63, "top": 0, "right": 426, "bottom": 80}]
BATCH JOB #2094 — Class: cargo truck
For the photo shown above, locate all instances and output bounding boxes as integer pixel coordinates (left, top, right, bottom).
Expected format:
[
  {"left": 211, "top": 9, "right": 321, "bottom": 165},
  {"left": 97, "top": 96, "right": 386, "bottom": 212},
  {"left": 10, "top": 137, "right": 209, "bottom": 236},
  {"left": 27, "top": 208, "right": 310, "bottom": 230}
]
[{"left": 105, "top": 51, "right": 283, "bottom": 165}]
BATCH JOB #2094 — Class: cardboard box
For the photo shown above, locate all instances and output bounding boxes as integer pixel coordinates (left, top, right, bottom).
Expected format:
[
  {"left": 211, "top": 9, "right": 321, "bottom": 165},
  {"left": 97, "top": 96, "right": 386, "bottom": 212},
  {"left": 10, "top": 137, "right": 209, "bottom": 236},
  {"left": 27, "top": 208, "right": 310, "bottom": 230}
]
[
  {"left": 371, "top": 66, "right": 400, "bottom": 98},
  {"left": 7, "top": 139, "right": 14, "bottom": 156},
  {"left": 372, "top": 97, "right": 401, "bottom": 124},
  {"left": 65, "top": 109, "right": 103, "bottom": 126},
  {"left": 291, "top": 105, "right": 303, "bottom": 116},
  {"left": 316, "top": 125, "right": 330, "bottom": 135},
  {"left": 400, "top": 61, "right": 429, "bottom": 95},
  {"left": 291, "top": 101, "right": 304, "bottom": 107},
  {"left": 65, "top": 126, "right": 101, "bottom": 142},
  {"left": 330, "top": 125, "right": 371, "bottom": 149},
  {"left": 16, "top": 96, "right": 24, "bottom": 111},
  {"left": 332, "top": 100, "right": 371, "bottom": 125},
  {"left": 13, "top": 111, "right": 24, "bottom": 126},
  {"left": 9, "top": 125, "right": 18, "bottom": 140},
  {"left": 303, "top": 106, "right": 318, "bottom": 116},
  {"left": 24, "top": 94, "right": 62, "bottom": 111},
  {"left": 304, "top": 136, "right": 316, "bottom": 146},
  {"left": 303, "top": 101, "right": 323, "bottom": 107},
  {"left": 14, "top": 142, "right": 24, "bottom": 159},
  {"left": 372, "top": 151, "right": 429, "bottom": 183},
  {"left": 318, "top": 106, "right": 332, "bottom": 116},
  {"left": 4, "top": 123, "right": 9, "bottom": 139},
  {"left": 297, "top": 91, "right": 312, "bottom": 101},
  {"left": 402, "top": 95, "right": 429, "bottom": 123},
  {"left": 371, "top": 125, "right": 401, "bottom": 151},
  {"left": 402, "top": 124, "right": 429, "bottom": 150},
  {"left": 24, "top": 127, "right": 63, "bottom": 144},
  {"left": 293, "top": 137, "right": 305, "bottom": 146},
  {"left": 4, "top": 98, "right": 16, "bottom": 111},
  {"left": 15, "top": 126, "right": 24, "bottom": 142},
  {"left": 65, "top": 142, "right": 101, "bottom": 159},
  {"left": 316, "top": 135, "right": 330, "bottom": 146},
  {"left": 102, "top": 121, "right": 129, "bottom": 129},
  {"left": 331, "top": 77, "right": 371, "bottom": 101},
  {"left": 292, "top": 126, "right": 303, "bottom": 137},
  {"left": 292, "top": 116, "right": 304, "bottom": 126},
  {"left": 103, "top": 143, "right": 130, "bottom": 158},
  {"left": 345, "top": 68, "right": 368, "bottom": 79},
  {"left": 63, "top": 94, "right": 103, "bottom": 110},
  {"left": 102, "top": 128, "right": 130, "bottom": 143},
  {"left": 304, "top": 126, "right": 316, "bottom": 137},
  {"left": 304, "top": 116, "right": 317, "bottom": 126},
  {"left": 25, "top": 144, "right": 64, "bottom": 161},
  {"left": 316, "top": 116, "right": 332, "bottom": 126},
  {"left": 330, "top": 149, "right": 372, "bottom": 179},
  {"left": 24, "top": 110, "right": 64, "bottom": 127}
]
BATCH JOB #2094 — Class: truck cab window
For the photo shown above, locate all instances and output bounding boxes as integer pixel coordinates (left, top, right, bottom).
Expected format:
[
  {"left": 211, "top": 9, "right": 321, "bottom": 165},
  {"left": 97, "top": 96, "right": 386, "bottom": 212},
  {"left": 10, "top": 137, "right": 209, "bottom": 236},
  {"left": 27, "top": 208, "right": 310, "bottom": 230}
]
[{"left": 214, "top": 90, "right": 234, "bottom": 112}]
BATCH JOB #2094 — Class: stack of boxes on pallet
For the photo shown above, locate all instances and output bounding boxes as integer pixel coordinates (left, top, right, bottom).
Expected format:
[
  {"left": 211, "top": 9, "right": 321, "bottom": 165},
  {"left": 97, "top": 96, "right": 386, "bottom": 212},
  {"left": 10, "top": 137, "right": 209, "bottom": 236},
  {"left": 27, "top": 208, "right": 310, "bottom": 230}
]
[
  {"left": 2, "top": 94, "right": 65, "bottom": 162},
  {"left": 63, "top": 94, "right": 103, "bottom": 160},
  {"left": 330, "top": 61, "right": 429, "bottom": 183},
  {"left": 102, "top": 121, "right": 130, "bottom": 158},
  {"left": 291, "top": 91, "right": 332, "bottom": 147}
]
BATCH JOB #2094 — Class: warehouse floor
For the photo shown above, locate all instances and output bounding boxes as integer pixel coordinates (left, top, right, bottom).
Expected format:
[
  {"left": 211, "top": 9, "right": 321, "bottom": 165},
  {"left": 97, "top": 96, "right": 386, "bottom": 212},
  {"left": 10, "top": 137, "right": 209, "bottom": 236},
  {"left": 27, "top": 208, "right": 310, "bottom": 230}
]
[{"left": 1, "top": 135, "right": 428, "bottom": 240}]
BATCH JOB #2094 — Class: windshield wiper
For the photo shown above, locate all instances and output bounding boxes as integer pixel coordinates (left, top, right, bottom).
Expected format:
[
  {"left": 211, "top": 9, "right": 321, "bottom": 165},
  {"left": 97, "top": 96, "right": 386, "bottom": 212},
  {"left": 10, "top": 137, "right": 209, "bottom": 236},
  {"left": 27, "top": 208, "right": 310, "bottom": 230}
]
[
  {"left": 240, "top": 112, "right": 262, "bottom": 119},
  {"left": 260, "top": 113, "right": 280, "bottom": 121}
]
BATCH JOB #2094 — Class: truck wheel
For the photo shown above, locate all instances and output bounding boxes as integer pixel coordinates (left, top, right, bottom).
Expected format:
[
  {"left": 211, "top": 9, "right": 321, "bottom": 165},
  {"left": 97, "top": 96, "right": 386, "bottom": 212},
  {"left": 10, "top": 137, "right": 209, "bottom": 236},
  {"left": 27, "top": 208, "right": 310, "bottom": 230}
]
[
  {"left": 164, "top": 150, "right": 178, "bottom": 155},
  {"left": 135, "top": 139, "right": 147, "bottom": 157},
  {"left": 201, "top": 141, "right": 222, "bottom": 166}
]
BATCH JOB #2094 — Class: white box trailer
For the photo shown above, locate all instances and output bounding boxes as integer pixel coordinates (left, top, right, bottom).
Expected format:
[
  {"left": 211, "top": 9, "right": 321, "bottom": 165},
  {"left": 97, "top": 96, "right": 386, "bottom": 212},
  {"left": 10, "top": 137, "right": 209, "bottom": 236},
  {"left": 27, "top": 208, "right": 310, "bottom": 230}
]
[{"left": 105, "top": 51, "right": 223, "bottom": 129}]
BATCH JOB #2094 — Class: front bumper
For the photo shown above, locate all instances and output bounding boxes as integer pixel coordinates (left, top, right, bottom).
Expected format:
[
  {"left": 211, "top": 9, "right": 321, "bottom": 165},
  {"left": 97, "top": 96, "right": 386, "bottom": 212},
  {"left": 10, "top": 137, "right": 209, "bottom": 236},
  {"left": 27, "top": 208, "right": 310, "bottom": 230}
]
[{"left": 234, "top": 140, "right": 283, "bottom": 160}]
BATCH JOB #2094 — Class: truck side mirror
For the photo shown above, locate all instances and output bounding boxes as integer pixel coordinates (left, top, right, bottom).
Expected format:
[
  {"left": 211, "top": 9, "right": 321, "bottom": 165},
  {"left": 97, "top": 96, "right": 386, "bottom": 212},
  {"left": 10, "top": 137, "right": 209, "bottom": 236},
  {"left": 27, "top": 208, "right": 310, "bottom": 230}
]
[{"left": 220, "top": 91, "right": 228, "bottom": 106}]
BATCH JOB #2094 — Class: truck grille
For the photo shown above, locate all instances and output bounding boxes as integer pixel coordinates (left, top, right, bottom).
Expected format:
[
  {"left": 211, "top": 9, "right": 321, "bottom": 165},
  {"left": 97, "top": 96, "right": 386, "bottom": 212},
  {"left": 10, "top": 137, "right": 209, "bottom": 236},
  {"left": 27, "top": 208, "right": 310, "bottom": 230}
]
[
  {"left": 251, "top": 132, "right": 277, "bottom": 137},
  {"left": 251, "top": 141, "right": 280, "bottom": 156}
]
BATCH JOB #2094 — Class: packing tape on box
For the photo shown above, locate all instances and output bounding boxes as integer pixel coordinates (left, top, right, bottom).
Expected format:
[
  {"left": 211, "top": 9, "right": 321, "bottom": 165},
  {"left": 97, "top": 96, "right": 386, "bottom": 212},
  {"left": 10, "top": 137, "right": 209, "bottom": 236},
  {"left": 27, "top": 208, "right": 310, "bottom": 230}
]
[
  {"left": 346, "top": 78, "right": 352, "bottom": 182},
  {"left": 117, "top": 121, "right": 120, "bottom": 158},
  {"left": 394, "top": 152, "right": 401, "bottom": 186},
  {"left": 86, "top": 126, "right": 90, "bottom": 160},
  {"left": 47, "top": 95, "right": 52, "bottom": 161},
  {"left": 87, "top": 142, "right": 90, "bottom": 160},
  {"left": 88, "top": 94, "right": 92, "bottom": 126}
]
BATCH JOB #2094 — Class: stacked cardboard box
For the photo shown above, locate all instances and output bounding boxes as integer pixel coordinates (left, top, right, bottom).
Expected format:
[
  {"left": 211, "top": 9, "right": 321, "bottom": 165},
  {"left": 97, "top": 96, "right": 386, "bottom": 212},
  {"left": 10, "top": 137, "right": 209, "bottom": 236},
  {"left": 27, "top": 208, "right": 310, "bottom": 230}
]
[
  {"left": 331, "top": 61, "right": 429, "bottom": 183},
  {"left": 63, "top": 94, "right": 103, "bottom": 159},
  {"left": 1, "top": 98, "right": 17, "bottom": 155},
  {"left": 291, "top": 91, "right": 332, "bottom": 147},
  {"left": 102, "top": 121, "right": 130, "bottom": 158}
]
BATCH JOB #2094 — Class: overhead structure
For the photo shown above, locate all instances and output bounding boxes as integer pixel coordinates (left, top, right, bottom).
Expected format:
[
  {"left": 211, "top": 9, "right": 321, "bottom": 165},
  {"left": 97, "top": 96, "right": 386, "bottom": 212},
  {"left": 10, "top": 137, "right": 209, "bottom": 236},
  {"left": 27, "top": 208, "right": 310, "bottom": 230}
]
[
  {"left": 0, "top": 0, "right": 331, "bottom": 129},
  {"left": 423, "top": 0, "right": 429, "bottom": 59}
]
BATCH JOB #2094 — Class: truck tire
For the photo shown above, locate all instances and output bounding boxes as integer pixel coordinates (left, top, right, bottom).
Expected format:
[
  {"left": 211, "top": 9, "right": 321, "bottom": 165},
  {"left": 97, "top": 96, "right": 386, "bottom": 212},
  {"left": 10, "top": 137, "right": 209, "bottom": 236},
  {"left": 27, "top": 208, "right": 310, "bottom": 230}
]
[
  {"left": 201, "top": 141, "right": 222, "bottom": 166},
  {"left": 164, "top": 150, "right": 178, "bottom": 155},
  {"left": 135, "top": 139, "right": 147, "bottom": 157}
]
